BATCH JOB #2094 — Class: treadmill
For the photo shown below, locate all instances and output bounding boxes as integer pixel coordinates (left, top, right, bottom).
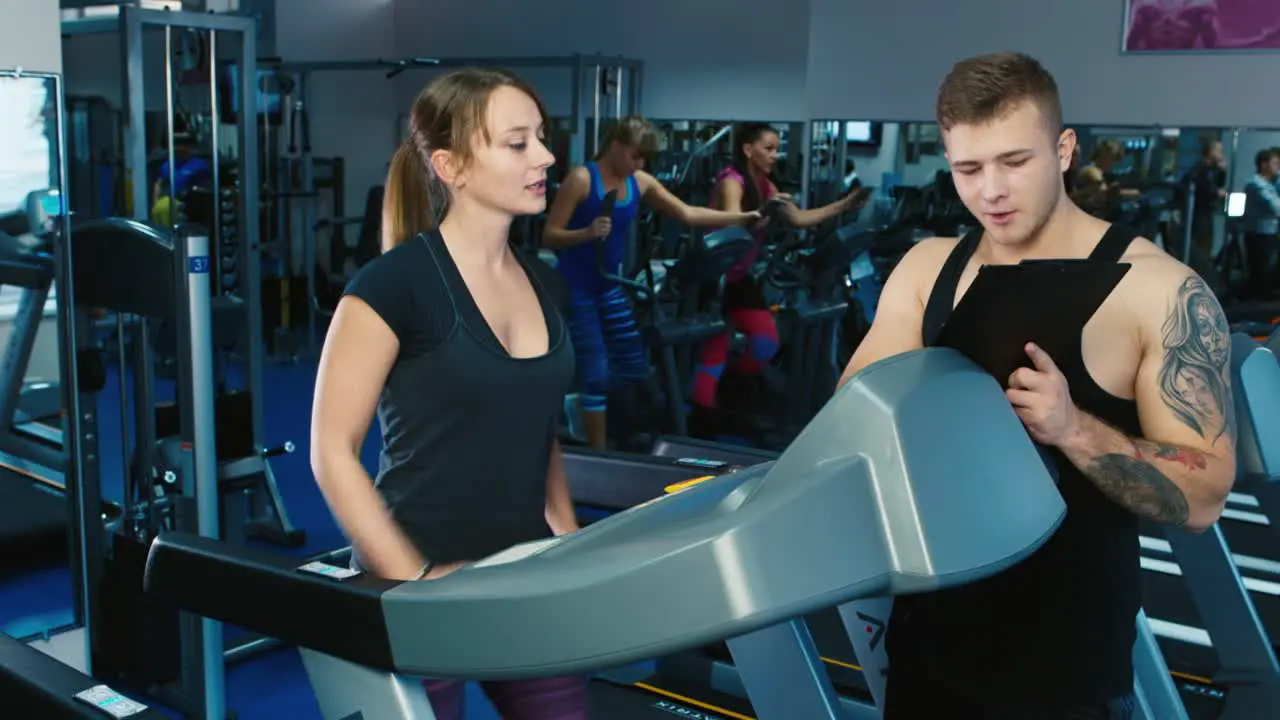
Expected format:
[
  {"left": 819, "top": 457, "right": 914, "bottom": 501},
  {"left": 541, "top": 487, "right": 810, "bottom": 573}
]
[
  {"left": 0, "top": 190, "right": 66, "bottom": 479},
  {"left": 143, "top": 347, "right": 1160, "bottom": 719},
  {"left": 0, "top": 192, "right": 70, "bottom": 574},
  {"left": 659, "top": 335, "right": 1280, "bottom": 720}
]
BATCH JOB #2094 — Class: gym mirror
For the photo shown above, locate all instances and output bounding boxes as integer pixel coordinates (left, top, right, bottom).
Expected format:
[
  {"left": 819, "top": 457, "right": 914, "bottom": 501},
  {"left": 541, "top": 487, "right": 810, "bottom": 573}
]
[
  {"left": 808, "top": 120, "right": 952, "bottom": 228},
  {"left": 1211, "top": 126, "right": 1280, "bottom": 306},
  {"left": 648, "top": 120, "right": 802, "bottom": 203},
  {"left": 0, "top": 70, "right": 80, "bottom": 641}
]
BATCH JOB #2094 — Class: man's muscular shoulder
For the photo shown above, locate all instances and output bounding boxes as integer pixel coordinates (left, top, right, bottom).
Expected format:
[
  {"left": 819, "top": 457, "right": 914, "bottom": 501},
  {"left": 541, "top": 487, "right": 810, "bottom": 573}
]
[
  {"left": 894, "top": 236, "right": 961, "bottom": 306},
  {"left": 1113, "top": 237, "right": 1223, "bottom": 343},
  {"left": 1116, "top": 237, "right": 1200, "bottom": 295}
]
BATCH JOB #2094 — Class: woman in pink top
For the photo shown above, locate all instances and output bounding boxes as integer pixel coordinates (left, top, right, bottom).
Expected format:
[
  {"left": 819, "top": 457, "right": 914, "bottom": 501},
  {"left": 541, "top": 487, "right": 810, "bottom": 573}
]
[{"left": 689, "top": 122, "right": 863, "bottom": 436}]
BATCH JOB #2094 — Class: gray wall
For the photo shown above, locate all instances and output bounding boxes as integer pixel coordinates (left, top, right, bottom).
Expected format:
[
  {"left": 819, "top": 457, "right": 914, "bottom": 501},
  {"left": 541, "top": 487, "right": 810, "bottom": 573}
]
[
  {"left": 0, "top": 0, "right": 61, "bottom": 73},
  {"left": 393, "top": 0, "right": 811, "bottom": 122},
  {"left": 806, "top": 0, "right": 1280, "bottom": 127}
]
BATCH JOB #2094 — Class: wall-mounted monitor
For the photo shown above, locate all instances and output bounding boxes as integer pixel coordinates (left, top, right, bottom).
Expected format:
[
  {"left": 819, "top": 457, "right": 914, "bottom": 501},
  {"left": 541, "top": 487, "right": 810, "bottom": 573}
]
[{"left": 845, "top": 121, "right": 883, "bottom": 148}]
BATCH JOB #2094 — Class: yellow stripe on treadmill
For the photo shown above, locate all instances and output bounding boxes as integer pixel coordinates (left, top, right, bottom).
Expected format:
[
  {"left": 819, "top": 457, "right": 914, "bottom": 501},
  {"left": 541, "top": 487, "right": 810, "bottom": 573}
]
[
  {"left": 632, "top": 682, "right": 755, "bottom": 720},
  {"left": 664, "top": 475, "right": 715, "bottom": 494},
  {"left": 1170, "top": 670, "right": 1214, "bottom": 685},
  {"left": 822, "top": 656, "right": 861, "bottom": 671},
  {"left": 821, "top": 655, "right": 1211, "bottom": 691}
]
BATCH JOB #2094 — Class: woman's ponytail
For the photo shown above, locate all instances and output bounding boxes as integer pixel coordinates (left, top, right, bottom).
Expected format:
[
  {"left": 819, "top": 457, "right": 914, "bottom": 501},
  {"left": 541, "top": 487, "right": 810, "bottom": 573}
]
[{"left": 380, "top": 142, "right": 436, "bottom": 252}]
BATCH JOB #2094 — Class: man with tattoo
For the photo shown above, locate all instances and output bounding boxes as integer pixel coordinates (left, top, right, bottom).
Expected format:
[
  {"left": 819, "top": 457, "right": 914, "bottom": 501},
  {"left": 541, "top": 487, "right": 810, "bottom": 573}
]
[{"left": 838, "top": 53, "right": 1237, "bottom": 719}]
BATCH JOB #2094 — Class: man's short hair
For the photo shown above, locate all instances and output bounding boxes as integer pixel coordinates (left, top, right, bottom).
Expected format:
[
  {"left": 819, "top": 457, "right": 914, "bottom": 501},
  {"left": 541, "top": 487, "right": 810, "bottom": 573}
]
[
  {"left": 1255, "top": 148, "right": 1278, "bottom": 172},
  {"left": 936, "top": 52, "right": 1063, "bottom": 134}
]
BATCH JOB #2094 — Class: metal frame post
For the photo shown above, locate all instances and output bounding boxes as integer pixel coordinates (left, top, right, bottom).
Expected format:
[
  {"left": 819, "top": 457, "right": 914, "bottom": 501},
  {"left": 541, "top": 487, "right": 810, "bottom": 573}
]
[
  {"left": 0, "top": 65, "right": 97, "bottom": 664},
  {"left": 208, "top": 28, "right": 221, "bottom": 284},
  {"left": 239, "top": 18, "right": 265, "bottom": 460},
  {"left": 613, "top": 62, "right": 623, "bottom": 120},
  {"left": 163, "top": 25, "right": 178, "bottom": 230},
  {"left": 570, "top": 55, "right": 586, "bottom": 168},
  {"left": 629, "top": 63, "right": 643, "bottom": 117},
  {"left": 799, "top": 120, "right": 812, "bottom": 208},
  {"left": 300, "top": 72, "right": 318, "bottom": 358},
  {"left": 122, "top": 10, "right": 147, "bottom": 223},
  {"left": 1226, "top": 128, "right": 1241, "bottom": 200},
  {"left": 1182, "top": 179, "right": 1197, "bottom": 264},
  {"left": 175, "top": 227, "right": 224, "bottom": 720},
  {"left": 592, "top": 63, "right": 602, "bottom": 158}
]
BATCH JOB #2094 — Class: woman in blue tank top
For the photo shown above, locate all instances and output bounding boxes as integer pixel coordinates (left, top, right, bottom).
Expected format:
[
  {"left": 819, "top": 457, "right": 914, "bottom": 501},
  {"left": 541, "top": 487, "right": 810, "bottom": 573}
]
[{"left": 543, "top": 117, "right": 757, "bottom": 448}]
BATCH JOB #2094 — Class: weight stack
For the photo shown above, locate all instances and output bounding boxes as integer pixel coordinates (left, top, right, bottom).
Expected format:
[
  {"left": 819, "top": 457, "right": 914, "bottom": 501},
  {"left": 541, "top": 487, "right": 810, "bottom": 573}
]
[{"left": 217, "top": 172, "right": 241, "bottom": 295}]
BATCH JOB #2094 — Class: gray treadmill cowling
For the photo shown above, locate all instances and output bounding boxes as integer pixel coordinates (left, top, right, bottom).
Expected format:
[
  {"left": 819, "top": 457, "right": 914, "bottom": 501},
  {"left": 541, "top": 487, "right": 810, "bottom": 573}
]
[
  {"left": 1230, "top": 334, "right": 1280, "bottom": 482},
  {"left": 379, "top": 347, "right": 1066, "bottom": 679}
]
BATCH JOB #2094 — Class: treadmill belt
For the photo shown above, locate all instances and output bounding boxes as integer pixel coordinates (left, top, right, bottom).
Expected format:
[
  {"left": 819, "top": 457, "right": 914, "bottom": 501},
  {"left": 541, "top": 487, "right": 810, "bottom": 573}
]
[
  {"left": 0, "top": 469, "right": 67, "bottom": 574},
  {"left": 592, "top": 678, "right": 754, "bottom": 719},
  {"left": 1141, "top": 519, "right": 1279, "bottom": 573},
  {"left": 1138, "top": 567, "right": 1274, "bottom": 682}
]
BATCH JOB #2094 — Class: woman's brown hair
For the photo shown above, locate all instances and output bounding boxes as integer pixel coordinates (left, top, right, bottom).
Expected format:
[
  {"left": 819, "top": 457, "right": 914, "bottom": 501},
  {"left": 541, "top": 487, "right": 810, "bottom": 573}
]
[
  {"left": 595, "top": 115, "right": 659, "bottom": 160},
  {"left": 381, "top": 68, "right": 547, "bottom": 252}
]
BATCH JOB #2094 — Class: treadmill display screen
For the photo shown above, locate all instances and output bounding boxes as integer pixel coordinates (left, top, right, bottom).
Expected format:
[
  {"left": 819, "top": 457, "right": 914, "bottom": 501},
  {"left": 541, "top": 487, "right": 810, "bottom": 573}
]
[{"left": 674, "top": 458, "right": 728, "bottom": 469}]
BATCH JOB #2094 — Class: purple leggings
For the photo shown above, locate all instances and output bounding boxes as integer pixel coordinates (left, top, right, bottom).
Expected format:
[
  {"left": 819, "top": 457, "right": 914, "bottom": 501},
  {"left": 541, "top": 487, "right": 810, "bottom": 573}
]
[{"left": 422, "top": 675, "right": 590, "bottom": 720}]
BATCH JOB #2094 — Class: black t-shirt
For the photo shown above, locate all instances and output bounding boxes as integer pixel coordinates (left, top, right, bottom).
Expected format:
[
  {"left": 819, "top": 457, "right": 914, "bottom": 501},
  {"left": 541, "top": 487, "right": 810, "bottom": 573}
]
[
  {"left": 1186, "top": 160, "right": 1226, "bottom": 215},
  {"left": 342, "top": 231, "right": 575, "bottom": 569}
]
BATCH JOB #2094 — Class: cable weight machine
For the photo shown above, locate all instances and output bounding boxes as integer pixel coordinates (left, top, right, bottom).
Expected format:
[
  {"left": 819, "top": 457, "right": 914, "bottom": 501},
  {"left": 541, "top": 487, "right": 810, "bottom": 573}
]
[{"left": 58, "top": 9, "right": 307, "bottom": 719}]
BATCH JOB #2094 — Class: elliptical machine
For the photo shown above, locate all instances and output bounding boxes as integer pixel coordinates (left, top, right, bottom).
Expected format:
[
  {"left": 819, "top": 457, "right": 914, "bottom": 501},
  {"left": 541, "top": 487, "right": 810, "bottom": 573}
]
[
  {"left": 585, "top": 191, "right": 754, "bottom": 446},
  {"left": 710, "top": 222, "right": 879, "bottom": 449}
]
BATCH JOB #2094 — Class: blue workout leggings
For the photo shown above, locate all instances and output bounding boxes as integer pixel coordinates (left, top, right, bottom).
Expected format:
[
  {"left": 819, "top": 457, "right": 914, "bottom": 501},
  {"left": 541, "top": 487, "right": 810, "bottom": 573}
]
[{"left": 567, "top": 284, "right": 648, "bottom": 412}]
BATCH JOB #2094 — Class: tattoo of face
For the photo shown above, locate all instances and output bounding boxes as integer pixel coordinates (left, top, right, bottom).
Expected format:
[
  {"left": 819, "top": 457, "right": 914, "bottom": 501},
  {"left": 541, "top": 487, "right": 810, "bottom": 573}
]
[
  {"left": 1158, "top": 276, "right": 1234, "bottom": 442},
  {"left": 1090, "top": 454, "right": 1190, "bottom": 525}
]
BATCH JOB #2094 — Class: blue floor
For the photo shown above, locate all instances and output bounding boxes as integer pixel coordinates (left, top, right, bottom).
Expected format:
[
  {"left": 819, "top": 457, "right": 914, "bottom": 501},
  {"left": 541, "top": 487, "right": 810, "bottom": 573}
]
[{"left": 0, "top": 357, "right": 506, "bottom": 719}]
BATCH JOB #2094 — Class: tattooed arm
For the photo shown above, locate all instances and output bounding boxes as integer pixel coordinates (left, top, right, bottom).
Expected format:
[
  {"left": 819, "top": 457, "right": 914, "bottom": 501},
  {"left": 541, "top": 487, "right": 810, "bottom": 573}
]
[{"left": 1058, "top": 273, "right": 1236, "bottom": 532}]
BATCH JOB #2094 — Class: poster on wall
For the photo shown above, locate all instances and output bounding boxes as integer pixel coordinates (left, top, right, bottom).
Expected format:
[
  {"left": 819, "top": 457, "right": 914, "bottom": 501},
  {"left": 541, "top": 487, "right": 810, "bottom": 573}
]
[{"left": 1123, "top": 0, "right": 1280, "bottom": 52}]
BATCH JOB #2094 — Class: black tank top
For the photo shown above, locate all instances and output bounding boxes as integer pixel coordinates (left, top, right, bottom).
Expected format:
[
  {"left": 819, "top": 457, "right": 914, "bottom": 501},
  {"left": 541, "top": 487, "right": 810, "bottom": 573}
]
[
  {"left": 890, "top": 225, "right": 1144, "bottom": 704},
  {"left": 354, "top": 233, "right": 575, "bottom": 571}
]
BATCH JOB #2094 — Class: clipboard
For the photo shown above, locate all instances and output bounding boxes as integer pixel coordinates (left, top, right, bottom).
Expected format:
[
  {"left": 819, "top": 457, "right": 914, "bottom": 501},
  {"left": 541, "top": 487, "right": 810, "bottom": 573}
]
[{"left": 934, "top": 259, "right": 1130, "bottom": 387}]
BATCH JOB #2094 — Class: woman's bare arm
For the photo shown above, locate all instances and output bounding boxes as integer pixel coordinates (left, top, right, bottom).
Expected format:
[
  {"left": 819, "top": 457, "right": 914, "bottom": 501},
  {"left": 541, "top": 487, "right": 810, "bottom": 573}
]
[{"left": 310, "top": 296, "right": 426, "bottom": 581}]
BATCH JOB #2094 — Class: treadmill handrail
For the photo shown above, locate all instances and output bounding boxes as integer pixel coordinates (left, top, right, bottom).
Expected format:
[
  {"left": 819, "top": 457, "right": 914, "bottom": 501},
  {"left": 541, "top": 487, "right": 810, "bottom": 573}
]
[
  {"left": 69, "top": 217, "right": 179, "bottom": 318},
  {"left": 0, "top": 255, "right": 55, "bottom": 291},
  {"left": 1229, "top": 334, "right": 1280, "bottom": 482}
]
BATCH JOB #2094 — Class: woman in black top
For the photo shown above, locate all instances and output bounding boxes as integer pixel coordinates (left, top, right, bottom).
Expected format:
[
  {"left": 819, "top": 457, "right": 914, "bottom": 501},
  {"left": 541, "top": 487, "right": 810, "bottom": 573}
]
[{"left": 310, "top": 68, "right": 586, "bottom": 719}]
